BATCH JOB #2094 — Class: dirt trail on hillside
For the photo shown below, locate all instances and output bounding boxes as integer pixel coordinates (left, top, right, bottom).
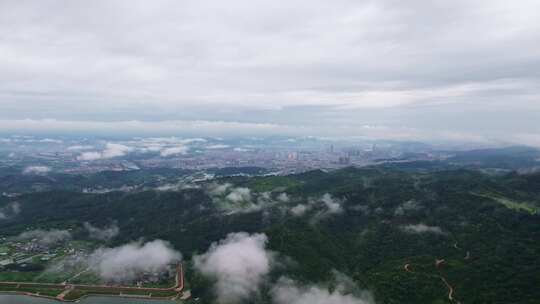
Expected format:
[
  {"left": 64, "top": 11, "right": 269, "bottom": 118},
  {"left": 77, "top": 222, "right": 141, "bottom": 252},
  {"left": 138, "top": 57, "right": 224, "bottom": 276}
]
[{"left": 403, "top": 240, "right": 467, "bottom": 304}]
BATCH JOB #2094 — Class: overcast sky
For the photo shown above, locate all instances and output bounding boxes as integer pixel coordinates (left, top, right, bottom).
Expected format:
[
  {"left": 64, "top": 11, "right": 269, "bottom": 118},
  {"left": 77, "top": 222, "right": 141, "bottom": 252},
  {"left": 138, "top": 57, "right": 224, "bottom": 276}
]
[{"left": 1, "top": 1, "right": 539, "bottom": 144}]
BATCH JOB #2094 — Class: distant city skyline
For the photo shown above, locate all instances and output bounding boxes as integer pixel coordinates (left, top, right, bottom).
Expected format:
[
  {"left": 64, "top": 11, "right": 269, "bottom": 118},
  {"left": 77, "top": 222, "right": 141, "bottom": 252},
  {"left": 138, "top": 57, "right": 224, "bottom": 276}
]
[{"left": 1, "top": 1, "right": 539, "bottom": 146}]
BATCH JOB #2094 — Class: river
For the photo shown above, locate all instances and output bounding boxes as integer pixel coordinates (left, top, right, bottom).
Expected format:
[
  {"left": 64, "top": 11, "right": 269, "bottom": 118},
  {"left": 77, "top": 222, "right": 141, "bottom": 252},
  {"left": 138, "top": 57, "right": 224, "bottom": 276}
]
[{"left": 0, "top": 294, "right": 175, "bottom": 304}]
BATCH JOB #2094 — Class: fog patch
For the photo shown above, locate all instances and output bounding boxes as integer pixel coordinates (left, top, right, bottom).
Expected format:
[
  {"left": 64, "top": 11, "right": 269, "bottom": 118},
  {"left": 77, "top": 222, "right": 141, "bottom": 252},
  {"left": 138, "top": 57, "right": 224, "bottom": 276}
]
[
  {"left": 67, "top": 145, "right": 94, "bottom": 151},
  {"left": 277, "top": 193, "right": 290, "bottom": 203},
  {"left": 226, "top": 187, "right": 252, "bottom": 204},
  {"left": 207, "top": 184, "right": 295, "bottom": 215},
  {"left": 290, "top": 204, "right": 311, "bottom": 216},
  {"left": 349, "top": 205, "right": 371, "bottom": 215},
  {"left": 272, "top": 272, "right": 374, "bottom": 304},
  {"left": 23, "top": 166, "right": 51, "bottom": 174},
  {"left": 394, "top": 200, "right": 422, "bottom": 216},
  {"left": 320, "top": 193, "right": 344, "bottom": 214},
  {"left": 207, "top": 184, "right": 265, "bottom": 214},
  {"left": 207, "top": 183, "right": 232, "bottom": 196},
  {"left": 0, "top": 202, "right": 20, "bottom": 220},
  {"left": 78, "top": 143, "right": 132, "bottom": 161},
  {"left": 18, "top": 229, "right": 71, "bottom": 245},
  {"left": 84, "top": 222, "right": 119, "bottom": 241},
  {"left": 290, "top": 193, "right": 344, "bottom": 218},
  {"left": 401, "top": 223, "right": 445, "bottom": 235},
  {"left": 206, "top": 144, "right": 230, "bottom": 149},
  {"left": 194, "top": 232, "right": 273, "bottom": 303},
  {"left": 160, "top": 145, "right": 188, "bottom": 157},
  {"left": 89, "top": 240, "right": 181, "bottom": 283}
]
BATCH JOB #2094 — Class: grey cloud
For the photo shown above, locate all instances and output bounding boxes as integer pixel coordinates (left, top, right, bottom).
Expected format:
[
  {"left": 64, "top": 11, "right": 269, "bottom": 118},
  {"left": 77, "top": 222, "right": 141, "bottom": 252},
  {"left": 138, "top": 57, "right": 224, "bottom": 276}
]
[{"left": 0, "top": 1, "right": 539, "bottom": 143}]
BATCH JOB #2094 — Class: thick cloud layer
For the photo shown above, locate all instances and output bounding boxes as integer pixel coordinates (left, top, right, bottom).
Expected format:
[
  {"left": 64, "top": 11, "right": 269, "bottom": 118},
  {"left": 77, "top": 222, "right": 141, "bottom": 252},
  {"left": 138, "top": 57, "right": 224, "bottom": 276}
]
[
  {"left": 1, "top": 1, "right": 539, "bottom": 143},
  {"left": 194, "top": 232, "right": 273, "bottom": 303},
  {"left": 89, "top": 240, "right": 181, "bottom": 282}
]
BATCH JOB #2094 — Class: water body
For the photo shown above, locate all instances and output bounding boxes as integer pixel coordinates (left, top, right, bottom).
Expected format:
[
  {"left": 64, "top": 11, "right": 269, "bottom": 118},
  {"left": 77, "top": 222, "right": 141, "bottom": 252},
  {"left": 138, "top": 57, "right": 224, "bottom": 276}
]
[{"left": 0, "top": 294, "right": 175, "bottom": 304}]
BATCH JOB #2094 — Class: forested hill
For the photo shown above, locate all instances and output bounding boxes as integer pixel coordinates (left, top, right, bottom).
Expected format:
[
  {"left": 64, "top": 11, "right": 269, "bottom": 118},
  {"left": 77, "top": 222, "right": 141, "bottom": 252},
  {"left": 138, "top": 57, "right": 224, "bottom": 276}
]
[{"left": 1, "top": 166, "right": 539, "bottom": 303}]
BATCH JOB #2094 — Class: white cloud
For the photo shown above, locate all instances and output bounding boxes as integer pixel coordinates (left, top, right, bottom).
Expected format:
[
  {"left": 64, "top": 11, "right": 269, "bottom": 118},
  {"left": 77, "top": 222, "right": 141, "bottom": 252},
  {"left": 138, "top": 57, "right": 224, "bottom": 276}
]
[
  {"left": 18, "top": 229, "right": 71, "bottom": 245},
  {"left": 394, "top": 200, "right": 422, "bottom": 216},
  {"left": 77, "top": 151, "right": 103, "bottom": 161},
  {"left": 277, "top": 193, "right": 290, "bottom": 203},
  {"left": 225, "top": 187, "right": 252, "bottom": 204},
  {"left": 206, "top": 144, "right": 230, "bottom": 149},
  {"left": 23, "top": 166, "right": 51, "bottom": 174},
  {"left": 207, "top": 184, "right": 267, "bottom": 214},
  {"left": 194, "top": 232, "right": 273, "bottom": 303},
  {"left": 89, "top": 240, "right": 181, "bottom": 283},
  {"left": 207, "top": 183, "right": 232, "bottom": 196},
  {"left": 233, "top": 147, "right": 251, "bottom": 152},
  {"left": 67, "top": 145, "right": 94, "bottom": 150},
  {"left": 290, "top": 204, "right": 310, "bottom": 216},
  {"left": 84, "top": 222, "right": 120, "bottom": 241},
  {"left": 320, "top": 193, "right": 344, "bottom": 214},
  {"left": 401, "top": 223, "right": 445, "bottom": 235},
  {"left": 37, "top": 138, "right": 63, "bottom": 144},
  {"left": 290, "top": 193, "right": 344, "bottom": 217},
  {"left": 272, "top": 276, "right": 374, "bottom": 304},
  {"left": 160, "top": 145, "right": 188, "bottom": 157},
  {"left": 0, "top": 202, "right": 20, "bottom": 220},
  {"left": 77, "top": 143, "right": 132, "bottom": 161}
]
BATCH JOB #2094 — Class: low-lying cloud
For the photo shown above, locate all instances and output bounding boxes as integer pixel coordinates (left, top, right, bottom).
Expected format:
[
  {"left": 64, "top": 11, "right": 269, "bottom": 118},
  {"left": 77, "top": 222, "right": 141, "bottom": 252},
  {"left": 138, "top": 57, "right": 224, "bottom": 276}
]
[
  {"left": 320, "top": 193, "right": 344, "bottom": 214},
  {"left": 208, "top": 184, "right": 293, "bottom": 215},
  {"left": 0, "top": 202, "right": 20, "bottom": 220},
  {"left": 225, "top": 187, "right": 252, "bottom": 204},
  {"left": 77, "top": 143, "right": 132, "bottom": 161},
  {"left": 22, "top": 166, "right": 51, "bottom": 174},
  {"left": 84, "top": 222, "right": 120, "bottom": 241},
  {"left": 18, "top": 229, "right": 71, "bottom": 245},
  {"left": 194, "top": 232, "right": 274, "bottom": 303},
  {"left": 67, "top": 145, "right": 94, "bottom": 151},
  {"left": 290, "top": 193, "right": 344, "bottom": 218},
  {"left": 89, "top": 240, "right": 182, "bottom": 283},
  {"left": 272, "top": 275, "right": 374, "bottom": 304},
  {"left": 394, "top": 200, "right": 423, "bottom": 216},
  {"left": 206, "top": 144, "right": 230, "bottom": 150},
  {"left": 401, "top": 223, "right": 445, "bottom": 235},
  {"left": 160, "top": 145, "right": 188, "bottom": 157},
  {"left": 207, "top": 184, "right": 265, "bottom": 214}
]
